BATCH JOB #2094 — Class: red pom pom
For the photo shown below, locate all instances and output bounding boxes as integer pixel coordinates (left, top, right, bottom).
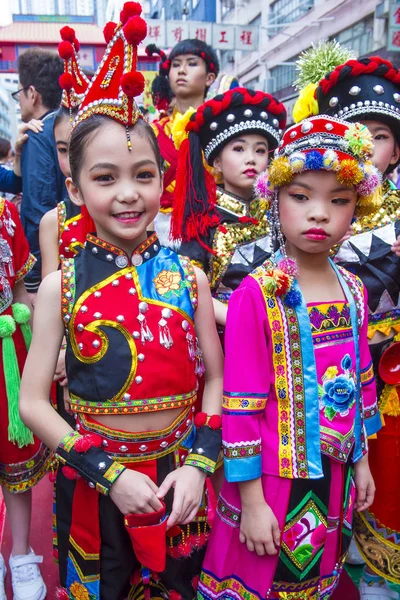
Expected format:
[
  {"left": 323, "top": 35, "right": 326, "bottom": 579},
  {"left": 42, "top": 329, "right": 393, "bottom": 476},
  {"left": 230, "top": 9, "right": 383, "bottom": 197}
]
[
  {"left": 166, "top": 546, "right": 181, "bottom": 558},
  {"left": 169, "top": 591, "right": 183, "bottom": 600},
  {"left": 103, "top": 22, "right": 117, "bottom": 43},
  {"left": 55, "top": 588, "right": 69, "bottom": 600},
  {"left": 59, "top": 73, "right": 74, "bottom": 90},
  {"left": 176, "top": 541, "right": 192, "bottom": 557},
  {"left": 209, "top": 62, "right": 215, "bottom": 72},
  {"left": 73, "top": 37, "right": 80, "bottom": 52},
  {"left": 60, "top": 26, "right": 75, "bottom": 43},
  {"left": 123, "top": 16, "right": 147, "bottom": 45},
  {"left": 74, "top": 433, "right": 102, "bottom": 452},
  {"left": 208, "top": 414, "right": 222, "bottom": 430},
  {"left": 120, "top": 1, "right": 142, "bottom": 23},
  {"left": 48, "top": 472, "right": 57, "bottom": 483},
  {"left": 121, "top": 71, "right": 145, "bottom": 97},
  {"left": 200, "top": 52, "right": 206, "bottom": 59},
  {"left": 58, "top": 41, "right": 74, "bottom": 60},
  {"left": 194, "top": 412, "right": 207, "bottom": 428},
  {"left": 62, "top": 466, "right": 79, "bottom": 480}
]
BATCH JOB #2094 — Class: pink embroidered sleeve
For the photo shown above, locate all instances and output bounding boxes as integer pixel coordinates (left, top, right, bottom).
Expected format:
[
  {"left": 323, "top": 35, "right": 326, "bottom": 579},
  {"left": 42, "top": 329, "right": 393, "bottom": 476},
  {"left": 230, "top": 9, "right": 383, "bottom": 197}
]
[{"left": 223, "top": 279, "right": 270, "bottom": 482}]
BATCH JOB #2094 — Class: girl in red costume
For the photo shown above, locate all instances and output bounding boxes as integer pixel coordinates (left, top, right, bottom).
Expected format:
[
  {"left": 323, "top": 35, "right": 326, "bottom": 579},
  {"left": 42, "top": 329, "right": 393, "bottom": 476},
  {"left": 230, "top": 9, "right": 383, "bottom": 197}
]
[{"left": 20, "top": 4, "right": 223, "bottom": 600}]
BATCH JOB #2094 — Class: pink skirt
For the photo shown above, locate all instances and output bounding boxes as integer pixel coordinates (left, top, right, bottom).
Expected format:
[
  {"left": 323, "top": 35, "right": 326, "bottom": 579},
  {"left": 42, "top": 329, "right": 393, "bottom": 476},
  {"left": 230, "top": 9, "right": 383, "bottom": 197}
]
[{"left": 198, "top": 455, "right": 355, "bottom": 599}]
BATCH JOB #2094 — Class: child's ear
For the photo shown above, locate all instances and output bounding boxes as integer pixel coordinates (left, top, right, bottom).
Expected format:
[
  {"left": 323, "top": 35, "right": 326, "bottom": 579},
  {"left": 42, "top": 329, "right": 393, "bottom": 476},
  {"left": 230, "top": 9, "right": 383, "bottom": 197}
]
[
  {"left": 206, "top": 71, "right": 216, "bottom": 88},
  {"left": 66, "top": 177, "right": 84, "bottom": 207},
  {"left": 213, "top": 155, "right": 222, "bottom": 173},
  {"left": 390, "top": 142, "right": 400, "bottom": 166}
]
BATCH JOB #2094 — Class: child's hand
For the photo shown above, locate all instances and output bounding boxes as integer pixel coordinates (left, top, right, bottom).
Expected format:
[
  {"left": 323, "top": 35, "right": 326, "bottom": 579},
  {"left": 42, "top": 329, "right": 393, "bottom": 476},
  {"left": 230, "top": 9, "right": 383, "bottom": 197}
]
[
  {"left": 240, "top": 502, "right": 280, "bottom": 556},
  {"left": 54, "top": 348, "right": 67, "bottom": 386},
  {"left": 354, "top": 455, "right": 375, "bottom": 512},
  {"left": 391, "top": 234, "right": 400, "bottom": 256},
  {"left": 109, "top": 469, "right": 163, "bottom": 515},
  {"left": 157, "top": 465, "right": 207, "bottom": 527}
]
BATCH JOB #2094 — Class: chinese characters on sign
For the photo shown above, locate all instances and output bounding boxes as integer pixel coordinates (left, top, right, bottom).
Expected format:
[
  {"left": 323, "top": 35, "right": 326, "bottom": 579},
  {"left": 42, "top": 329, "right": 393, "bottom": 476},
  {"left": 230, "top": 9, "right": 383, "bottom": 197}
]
[
  {"left": 388, "top": 2, "right": 400, "bottom": 51},
  {"left": 143, "top": 20, "right": 258, "bottom": 51}
]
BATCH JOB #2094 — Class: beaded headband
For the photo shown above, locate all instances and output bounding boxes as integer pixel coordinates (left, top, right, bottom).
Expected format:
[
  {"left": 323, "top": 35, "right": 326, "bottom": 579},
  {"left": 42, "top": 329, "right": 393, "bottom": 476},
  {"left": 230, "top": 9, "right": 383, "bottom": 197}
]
[{"left": 255, "top": 115, "right": 381, "bottom": 216}]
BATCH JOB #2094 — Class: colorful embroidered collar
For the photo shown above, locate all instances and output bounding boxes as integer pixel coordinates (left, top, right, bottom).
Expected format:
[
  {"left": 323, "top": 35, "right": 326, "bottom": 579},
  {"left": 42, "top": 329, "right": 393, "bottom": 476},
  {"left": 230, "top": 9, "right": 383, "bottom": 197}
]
[{"left": 84, "top": 233, "right": 161, "bottom": 268}]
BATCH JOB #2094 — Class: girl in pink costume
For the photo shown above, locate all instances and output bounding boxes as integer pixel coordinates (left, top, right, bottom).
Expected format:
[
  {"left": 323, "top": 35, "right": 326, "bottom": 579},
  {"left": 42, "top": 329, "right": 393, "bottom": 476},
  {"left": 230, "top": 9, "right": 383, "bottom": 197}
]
[{"left": 198, "top": 116, "right": 382, "bottom": 600}]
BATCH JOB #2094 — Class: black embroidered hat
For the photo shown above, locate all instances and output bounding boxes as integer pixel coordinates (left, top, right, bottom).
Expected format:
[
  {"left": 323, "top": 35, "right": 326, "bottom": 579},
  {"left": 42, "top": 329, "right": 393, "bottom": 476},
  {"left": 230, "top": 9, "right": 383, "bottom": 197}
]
[
  {"left": 189, "top": 87, "right": 287, "bottom": 165},
  {"left": 316, "top": 56, "right": 400, "bottom": 145}
]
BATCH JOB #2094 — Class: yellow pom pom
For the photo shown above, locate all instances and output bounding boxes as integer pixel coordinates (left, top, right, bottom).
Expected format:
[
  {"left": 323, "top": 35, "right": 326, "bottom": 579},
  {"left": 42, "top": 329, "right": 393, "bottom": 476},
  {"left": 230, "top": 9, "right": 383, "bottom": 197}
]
[
  {"left": 171, "top": 107, "right": 196, "bottom": 150},
  {"left": 356, "top": 185, "right": 383, "bottom": 217},
  {"left": 292, "top": 83, "right": 319, "bottom": 124},
  {"left": 337, "top": 159, "right": 364, "bottom": 186},
  {"left": 269, "top": 157, "right": 293, "bottom": 187}
]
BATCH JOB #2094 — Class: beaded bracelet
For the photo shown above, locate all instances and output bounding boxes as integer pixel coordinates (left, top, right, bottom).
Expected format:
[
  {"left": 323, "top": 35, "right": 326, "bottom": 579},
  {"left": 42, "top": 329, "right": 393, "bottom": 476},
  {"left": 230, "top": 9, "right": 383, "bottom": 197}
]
[
  {"left": 55, "top": 431, "right": 126, "bottom": 495},
  {"left": 185, "top": 413, "right": 222, "bottom": 475}
]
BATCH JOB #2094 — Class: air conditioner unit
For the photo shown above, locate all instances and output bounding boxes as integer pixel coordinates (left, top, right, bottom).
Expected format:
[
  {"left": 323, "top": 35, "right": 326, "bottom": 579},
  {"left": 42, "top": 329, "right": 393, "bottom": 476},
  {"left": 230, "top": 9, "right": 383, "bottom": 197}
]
[{"left": 375, "top": 0, "right": 389, "bottom": 18}]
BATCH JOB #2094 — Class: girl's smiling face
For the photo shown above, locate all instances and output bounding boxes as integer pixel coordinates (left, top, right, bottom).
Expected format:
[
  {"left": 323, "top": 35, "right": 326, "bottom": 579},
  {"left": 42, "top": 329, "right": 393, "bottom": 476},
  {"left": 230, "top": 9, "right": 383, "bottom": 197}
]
[
  {"left": 67, "top": 120, "right": 162, "bottom": 255},
  {"left": 278, "top": 171, "right": 358, "bottom": 258}
]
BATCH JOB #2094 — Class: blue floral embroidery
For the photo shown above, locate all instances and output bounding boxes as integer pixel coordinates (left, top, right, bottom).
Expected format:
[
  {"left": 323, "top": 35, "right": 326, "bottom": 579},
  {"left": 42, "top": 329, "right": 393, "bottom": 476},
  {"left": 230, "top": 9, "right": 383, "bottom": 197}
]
[{"left": 319, "top": 354, "right": 356, "bottom": 421}]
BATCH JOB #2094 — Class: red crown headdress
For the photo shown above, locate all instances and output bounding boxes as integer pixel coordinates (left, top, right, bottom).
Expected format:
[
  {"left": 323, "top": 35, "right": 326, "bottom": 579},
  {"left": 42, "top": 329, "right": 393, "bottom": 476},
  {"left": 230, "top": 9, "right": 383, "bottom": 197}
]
[
  {"left": 58, "top": 26, "right": 91, "bottom": 114},
  {"left": 73, "top": 2, "right": 147, "bottom": 143}
]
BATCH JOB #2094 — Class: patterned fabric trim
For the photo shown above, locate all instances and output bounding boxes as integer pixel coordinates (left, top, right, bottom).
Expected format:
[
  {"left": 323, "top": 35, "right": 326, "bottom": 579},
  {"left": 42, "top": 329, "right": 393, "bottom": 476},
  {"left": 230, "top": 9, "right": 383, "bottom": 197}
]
[
  {"left": 70, "top": 389, "right": 197, "bottom": 415},
  {"left": 57, "top": 200, "right": 66, "bottom": 234},
  {"left": 179, "top": 255, "right": 198, "bottom": 310},
  {"left": 354, "top": 510, "right": 400, "bottom": 584},
  {"left": 0, "top": 444, "right": 52, "bottom": 493},
  {"left": 222, "top": 391, "right": 267, "bottom": 414},
  {"left": 223, "top": 439, "right": 261, "bottom": 460},
  {"left": 216, "top": 495, "right": 241, "bottom": 528},
  {"left": 61, "top": 258, "right": 76, "bottom": 326},
  {"left": 368, "top": 308, "right": 400, "bottom": 340},
  {"left": 199, "top": 570, "right": 263, "bottom": 600},
  {"left": 103, "top": 462, "right": 125, "bottom": 484},
  {"left": 58, "top": 431, "right": 81, "bottom": 452},
  {"left": 308, "top": 302, "right": 350, "bottom": 332},
  {"left": 336, "top": 267, "right": 364, "bottom": 329},
  {"left": 15, "top": 253, "right": 36, "bottom": 282},
  {"left": 86, "top": 233, "right": 127, "bottom": 256},
  {"left": 360, "top": 362, "right": 375, "bottom": 387},
  {"left": 185, "top": 454, "right": 216, "bottom": 474}
]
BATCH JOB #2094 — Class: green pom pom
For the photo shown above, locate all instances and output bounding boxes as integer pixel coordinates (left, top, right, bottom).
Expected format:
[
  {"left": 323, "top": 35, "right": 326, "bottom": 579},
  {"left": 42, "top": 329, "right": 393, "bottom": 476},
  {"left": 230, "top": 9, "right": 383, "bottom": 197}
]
[
  {"left": 12, "top": 303, "right": 31, "bottom": 325},
  {"left": 0, "top": 315, "right": 16, "bottom": 338},
  {"left": 264, "top": 276, "right": 277, "bottom": 295},
  {"left": 294, "top": 41, "right": 355, "bottom": 91}
]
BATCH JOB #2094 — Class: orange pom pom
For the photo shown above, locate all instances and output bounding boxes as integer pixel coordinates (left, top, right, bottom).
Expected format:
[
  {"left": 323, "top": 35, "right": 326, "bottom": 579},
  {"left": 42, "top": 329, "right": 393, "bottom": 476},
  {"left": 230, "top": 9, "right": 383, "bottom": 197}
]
[
  {"left": 103, "top": 22, "right": 117, "bottom": 43},
  {"left": 59, "top": 73, "right": 74, "bottom": 90},
  {"left": 58, "top": 41, "right": 74, "bottom": 60},
  {"left": 123, "top": 16, "right": 147, "bottom": 45},
  {"left": 60, "top": 26, "right": 75, "bottom": 42},
  {"left": 337, "top": 159, "right": 364, "bottom": 186},
  {"left": 121, "top": 71, "right": 145, "bottom": 97},
  {"left": 120, "top": 1, "right": 142, "bottom": 24}
]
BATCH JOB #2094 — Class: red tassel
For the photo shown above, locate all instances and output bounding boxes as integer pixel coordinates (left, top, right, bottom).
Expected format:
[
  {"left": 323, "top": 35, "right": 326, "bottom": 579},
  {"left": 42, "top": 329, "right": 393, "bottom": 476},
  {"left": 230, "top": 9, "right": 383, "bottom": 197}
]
[
  {"left": 73, "top": 37, "right": 80, "bottom": 52},
  {"left": 123, "top": 16, "right": 147, "bottom": 45},
  {"left": 62, "top": 466, "right": 79, "bottom": 480},
  {"left": 169, "top": 591, "right": 183, "bottom": 600},
  {"left": 55, "top": 588, "right": 69, "bottom": 600},
  {"left": 48, "top": 472, "right": 57, "bottom": 483},
  {"left": 59, "top": 73, "right": 74, "bottom": 90},
  {"left": 170, "top": 138, "right": 190, "bottom": 241},
  {"left": 166, "top": 546, "right": 181, "bottom": 558},
  {"left": 103, "top": 22, "right": 117, "bottom": 43},
  {"left": 58, "top": 41, "right": 74, "bottom": 60},
  {"left": 120, "top": 72, "right": 145, "bottom": 97},
  {"left": 60, "top": 26, "right": 75, "bottom": 42}
]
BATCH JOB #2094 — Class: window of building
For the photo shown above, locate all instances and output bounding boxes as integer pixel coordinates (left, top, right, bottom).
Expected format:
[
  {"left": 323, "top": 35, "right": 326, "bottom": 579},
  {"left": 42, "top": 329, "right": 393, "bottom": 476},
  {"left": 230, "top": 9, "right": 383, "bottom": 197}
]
[
  {"left": 250, "top": 13, "right": 261, "bottom": 26},
  {"left": 269, "top": 61, "right": 296, "bottom": 93},
  {"left": 268, "top": 0, "right": 314, "bottom": 38},
  {"left": 333, "top": 18, "right": 374, "bottom": 57},
  {"left": 221, "top": 0, "right": 235, "bottom": 19},
  {"left": 245, "top": 76, "right": 260, "bottom": 90}
]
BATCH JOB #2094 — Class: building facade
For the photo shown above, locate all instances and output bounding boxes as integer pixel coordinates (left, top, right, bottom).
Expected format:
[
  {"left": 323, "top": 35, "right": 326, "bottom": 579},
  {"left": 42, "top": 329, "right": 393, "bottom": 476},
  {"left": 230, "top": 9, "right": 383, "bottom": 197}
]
[
  {"left": 219, "top": 0, "right": 397, "bottom": 122},
  {"left": 9, "top": 0, "right": 110, "bottom": 26},
  {"left": 0, "top": 84, "right": 12, "bottom": 141}
]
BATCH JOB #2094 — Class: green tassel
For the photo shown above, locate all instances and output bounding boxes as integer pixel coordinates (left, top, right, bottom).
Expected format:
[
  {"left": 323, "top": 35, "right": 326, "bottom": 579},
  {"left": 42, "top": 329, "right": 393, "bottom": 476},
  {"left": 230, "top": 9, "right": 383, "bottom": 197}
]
[
  {"left": 12, "top": 303, "right": 32, "bottom": 350},
  {"left": 0, "top": 315, "right": 33, "bottom": 448}
]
